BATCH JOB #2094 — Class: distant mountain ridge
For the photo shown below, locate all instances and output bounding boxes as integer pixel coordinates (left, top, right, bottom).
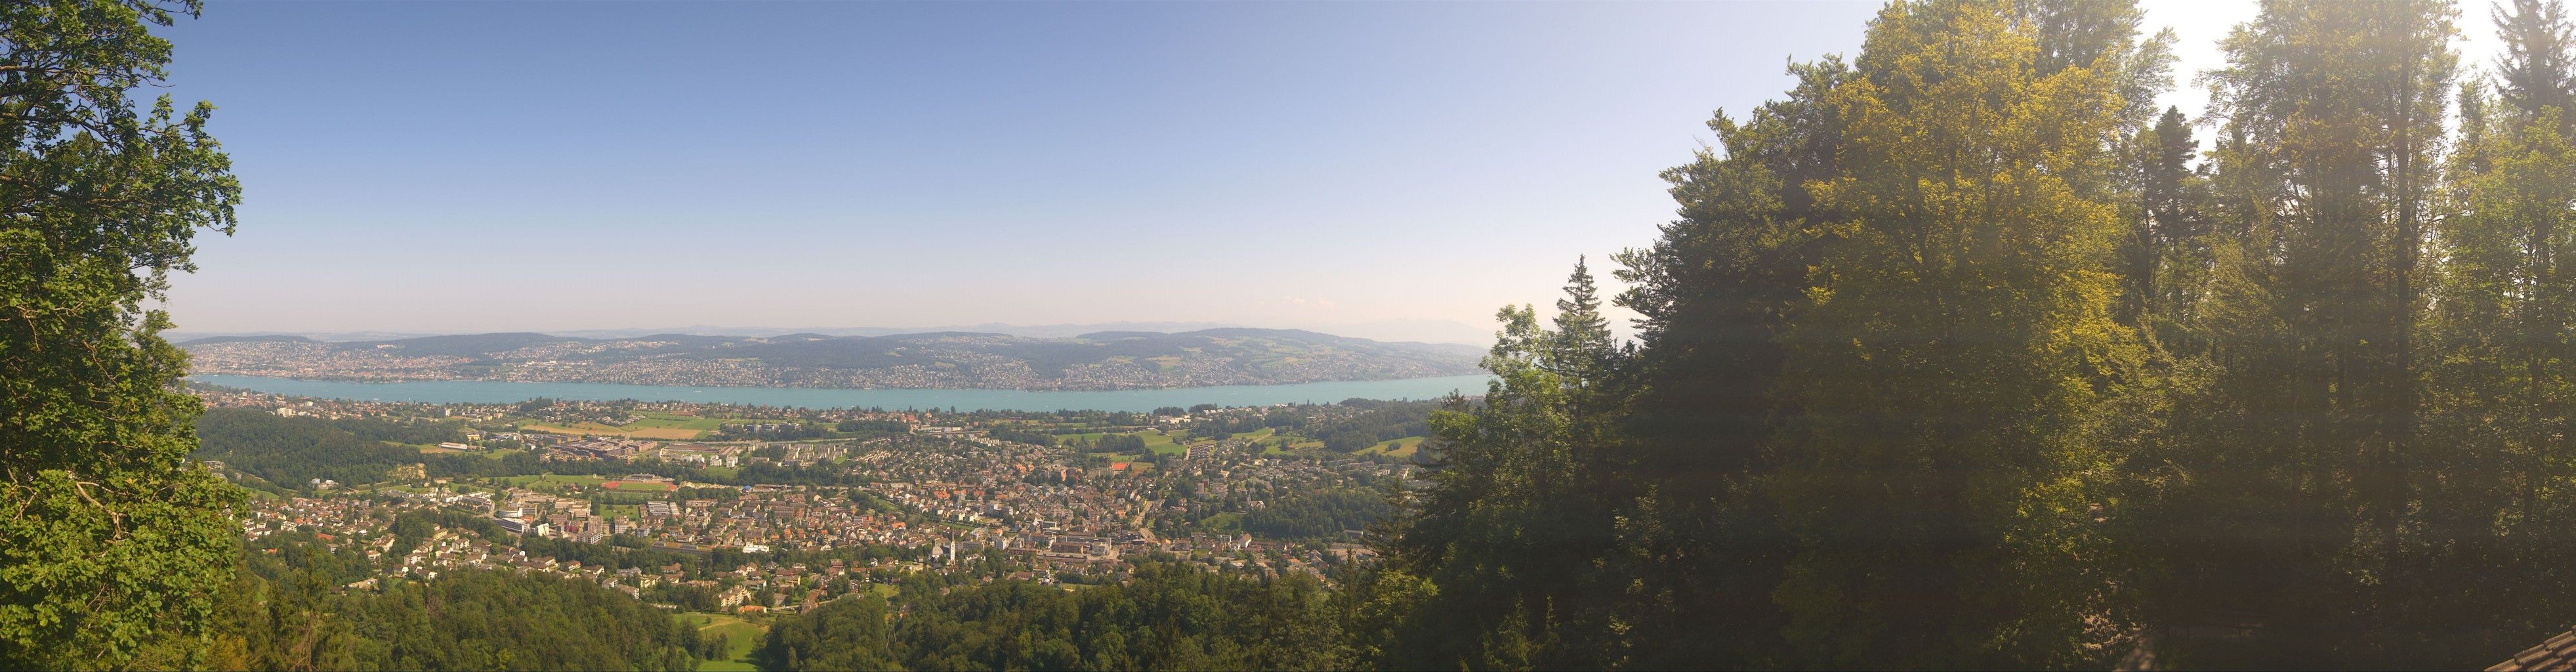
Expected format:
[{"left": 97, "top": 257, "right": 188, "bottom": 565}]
[{"left": 179, "top": 328, "right": 1485, "bottom": 390}]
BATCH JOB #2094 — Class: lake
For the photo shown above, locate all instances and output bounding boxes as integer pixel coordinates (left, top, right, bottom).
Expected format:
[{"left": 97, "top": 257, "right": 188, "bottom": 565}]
[{"left": 185, "top": 374, "right": 1495, "bottom": 412}]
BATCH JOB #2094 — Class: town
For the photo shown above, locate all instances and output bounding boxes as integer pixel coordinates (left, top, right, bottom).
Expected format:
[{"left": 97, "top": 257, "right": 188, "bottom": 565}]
[{"left": 200, "top": 384, "right": 1432, "bottom": 621}]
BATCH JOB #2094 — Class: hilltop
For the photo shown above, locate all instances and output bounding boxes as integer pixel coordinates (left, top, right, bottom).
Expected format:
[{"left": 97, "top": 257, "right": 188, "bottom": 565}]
[{"left": 180, "top": 328, "right": 1485, "bottom": 390}]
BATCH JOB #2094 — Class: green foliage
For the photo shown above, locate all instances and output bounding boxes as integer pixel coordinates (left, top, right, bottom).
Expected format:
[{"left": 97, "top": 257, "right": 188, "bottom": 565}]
[
  {"left": 1241, "top": 488, "right": 1397, "bottom": 540},
  {"left": 192, "top": 408, "right": 428, "bottom": 488},
  {"left": 1372, "top": 0, "right": 2576, "bottom": 669},
  {"left": 209, "top": 566, "right": 698, "bottom": 671},
  {"left": 837, "top": 419, "right": 910, "bottom": 434},
  {"left": 1094, "top": 433, "right": 1148, "bottom": 453},
  {"left": 1384, "top": 259, "right": 1634, "bottom": 670},
  {"left": 0, "top": 1, "right": 245, "bottom": 667},
  {"left": 1304, "top": 401, "right": 1434, "bottom": 453},
  {"left": 757, "top": 563, "right": 1348, "bottom": 671}
]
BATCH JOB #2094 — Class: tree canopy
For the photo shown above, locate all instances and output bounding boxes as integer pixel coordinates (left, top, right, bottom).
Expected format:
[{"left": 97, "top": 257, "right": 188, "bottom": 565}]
[{"left": 0, "top": 1, "right": 243, "bottom": 667}]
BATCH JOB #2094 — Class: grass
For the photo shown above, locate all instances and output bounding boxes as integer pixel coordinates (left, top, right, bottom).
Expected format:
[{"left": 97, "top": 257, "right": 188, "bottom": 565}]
[
  {"left": 520, "top": 417, "right": 710, "bottom": 440},
  {"left": 491, "top": 474, "right": 608, "bottom": 488},
  {"left": 1356, "top": 436, "right": 1424, "bottom": 457},
  {"left": 631, "top": 413, "right": 728, "bottom": 432},
  {"left": 699, "top": 466, "right": 739, "bottom": 479},
  {"left": 680, "top": 612, "right": 766, "bottom": 669},
  {"left": 604, "top": 480, "right": 679, "bottom": 492}
]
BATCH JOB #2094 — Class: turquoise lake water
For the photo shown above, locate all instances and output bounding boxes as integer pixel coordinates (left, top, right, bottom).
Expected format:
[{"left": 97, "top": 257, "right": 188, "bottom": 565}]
[{"left": 186, "top": 374, "right": 1494, "bottom": 412}]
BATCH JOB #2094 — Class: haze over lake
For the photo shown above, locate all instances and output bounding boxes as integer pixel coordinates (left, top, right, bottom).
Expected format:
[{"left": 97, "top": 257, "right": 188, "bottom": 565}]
[{"left": 187, "top": 373, "right": 1494, "bottom": 412}]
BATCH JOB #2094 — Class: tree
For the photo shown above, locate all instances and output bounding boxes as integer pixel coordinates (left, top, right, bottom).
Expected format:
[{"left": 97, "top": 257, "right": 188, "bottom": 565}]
[
  {"left": 2149, "top": 2, "right": 2462, "bottom": 664},
  {"left": 0, "top": 1, "right": 244, "bottom": 667},
  {"left": 1382, "top": 260, "right": 1632, "bottom": 669},
  {"left": 2495, "top": 0, "right": 2575, "bottom": 132},
  {"left": 1762, "top": 1, "right": 2142, "bottom": 665}
]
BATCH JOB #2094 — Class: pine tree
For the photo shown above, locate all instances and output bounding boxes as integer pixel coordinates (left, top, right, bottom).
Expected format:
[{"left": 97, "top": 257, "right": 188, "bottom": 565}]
[
  {"left": 2495, "top": 0, "right": 2576, "bottom": 132},
  {"left": 1385, "top": 259, "right": 1632, "bottom": 669}
]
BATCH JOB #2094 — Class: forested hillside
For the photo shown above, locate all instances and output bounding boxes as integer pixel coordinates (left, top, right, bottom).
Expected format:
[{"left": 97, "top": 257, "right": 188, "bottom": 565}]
[
  {"left": 207, "top": 534, "right": 699, "bottom": 671},
  {"left": 191, "top": 408, "right": 453, "bottom": 490},
  {"left": 755, "top": 564, "right": 1348, "bottom": 671}
]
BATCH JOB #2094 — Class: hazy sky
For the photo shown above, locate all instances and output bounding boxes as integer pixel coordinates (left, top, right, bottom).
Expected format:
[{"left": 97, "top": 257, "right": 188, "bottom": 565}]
[{"left": 149, "top": 1, "right": 2499, "bottom": 341}]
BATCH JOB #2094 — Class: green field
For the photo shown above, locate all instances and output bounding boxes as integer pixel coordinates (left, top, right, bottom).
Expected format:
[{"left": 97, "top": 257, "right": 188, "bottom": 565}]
[
  {"left": 605, "top": 480, "right": 678, "bottom": 492},
  {"left": 699, "top": 466, "right": 739, "bottom": 479},
  {"left": 491, "top": 474, "right": 608, "bottom": 488},
  {"left": 517, "top": 411, "right": 728, "bottom": 440},
  {"left": 680, "top": 612, "right": 766, "bottom": 670},
  {"left": 630, "top": 413, "right": 728, "bottom": 431},
  {"left": 1357, "top": 436, "right": 1424, "bottom": 457}
]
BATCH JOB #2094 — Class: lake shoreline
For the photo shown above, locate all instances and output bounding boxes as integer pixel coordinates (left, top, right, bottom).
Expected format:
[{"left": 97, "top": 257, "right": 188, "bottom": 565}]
[{"left": 186, "top": 373, "right": 1495, "bottom": 413}]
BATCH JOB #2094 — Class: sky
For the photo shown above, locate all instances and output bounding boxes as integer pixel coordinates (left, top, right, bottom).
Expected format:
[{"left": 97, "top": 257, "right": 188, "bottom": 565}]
[{"left": 150, "top": 1, "right": 2501, "bottom": 345}]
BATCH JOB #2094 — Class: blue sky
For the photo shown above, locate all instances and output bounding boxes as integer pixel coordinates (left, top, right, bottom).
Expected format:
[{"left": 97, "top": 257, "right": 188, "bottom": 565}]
[{"left": 150, "top": 1, "right": 2487, "bottom": 343}]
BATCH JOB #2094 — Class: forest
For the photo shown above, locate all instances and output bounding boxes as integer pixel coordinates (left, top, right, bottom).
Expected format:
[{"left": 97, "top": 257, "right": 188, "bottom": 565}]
[
  {"left": 192, "top": 408, "right": 449, "bottom": 490},
  {"left": 1343, "top": 0, "right": 2576, "bottom": 668},
  {"left": 754, "top": 564, "right": 1348, "bottom": 671},
  {"left": 1240, "top": 488, "right": 1402, "bottom": 540},
  {"left": 205, "top": 559, "right": 701, "bottom": 670}
]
